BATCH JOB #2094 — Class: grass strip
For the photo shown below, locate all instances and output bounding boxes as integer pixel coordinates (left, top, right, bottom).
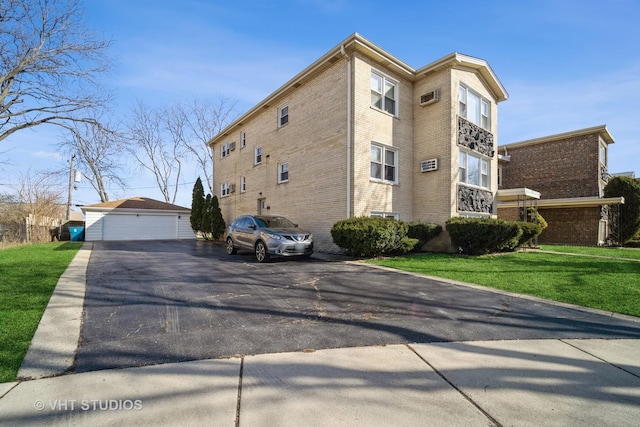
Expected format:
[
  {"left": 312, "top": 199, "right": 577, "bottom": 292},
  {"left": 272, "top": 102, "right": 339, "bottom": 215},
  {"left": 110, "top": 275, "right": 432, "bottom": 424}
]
[
  {"left": 0, "top": 242, "right": 82, "bottom": 383},
  {"left": 369, "top": 251, "right": 640, "bottom": 318},
  {"left": 538, "top": 245, "right": 640, "bottom": 260}
]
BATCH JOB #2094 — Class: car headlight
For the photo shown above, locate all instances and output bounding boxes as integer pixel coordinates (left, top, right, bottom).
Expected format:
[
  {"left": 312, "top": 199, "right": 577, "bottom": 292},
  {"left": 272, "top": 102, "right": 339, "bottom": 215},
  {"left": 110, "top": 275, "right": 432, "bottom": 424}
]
[{"left": 265, "top": 233, "right": 284, "bottom": 240}]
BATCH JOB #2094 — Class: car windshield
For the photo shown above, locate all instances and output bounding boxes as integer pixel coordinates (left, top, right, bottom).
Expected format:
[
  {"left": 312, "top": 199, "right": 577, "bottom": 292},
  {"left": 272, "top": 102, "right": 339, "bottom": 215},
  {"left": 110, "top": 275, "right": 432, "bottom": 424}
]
[{"left": 255, "top": 216, "right": 296, "bottom": 228}]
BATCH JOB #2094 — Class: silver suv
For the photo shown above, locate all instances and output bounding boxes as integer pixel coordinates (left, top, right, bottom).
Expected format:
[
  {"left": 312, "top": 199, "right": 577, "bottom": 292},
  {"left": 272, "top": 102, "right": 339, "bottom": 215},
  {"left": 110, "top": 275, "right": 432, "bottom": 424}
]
[{"left": 225, "top": 215, "right": 313, "bottom": 262}]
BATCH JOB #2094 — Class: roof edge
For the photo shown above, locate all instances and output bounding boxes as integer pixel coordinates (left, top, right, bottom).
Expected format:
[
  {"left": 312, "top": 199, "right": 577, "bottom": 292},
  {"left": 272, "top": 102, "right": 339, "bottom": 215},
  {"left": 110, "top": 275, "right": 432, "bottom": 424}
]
[
  {"left": 500, "top": 125, "right": 615, "bottom": 149},
  {"left": 416, "top": 52, "right": 509, "bottom": 102}
]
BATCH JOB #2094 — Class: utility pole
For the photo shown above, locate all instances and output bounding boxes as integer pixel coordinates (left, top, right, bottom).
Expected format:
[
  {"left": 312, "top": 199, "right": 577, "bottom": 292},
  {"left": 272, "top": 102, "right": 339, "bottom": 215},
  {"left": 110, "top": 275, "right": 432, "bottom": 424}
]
[{"left": 66, "top": 154, "right": 76, "bottom": 221}]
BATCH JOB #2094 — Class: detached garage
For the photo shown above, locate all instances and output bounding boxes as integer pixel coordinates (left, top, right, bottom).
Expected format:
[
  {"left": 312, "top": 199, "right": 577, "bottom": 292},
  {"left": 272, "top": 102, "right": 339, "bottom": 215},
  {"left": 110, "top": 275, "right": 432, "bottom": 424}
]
[{"left": 81, "top": 197, "right": 196, "bottom": 241}]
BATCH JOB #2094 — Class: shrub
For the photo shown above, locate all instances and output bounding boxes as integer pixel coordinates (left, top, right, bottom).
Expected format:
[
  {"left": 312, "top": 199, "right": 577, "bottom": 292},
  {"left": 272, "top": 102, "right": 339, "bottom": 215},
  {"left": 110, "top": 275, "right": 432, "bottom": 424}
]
[
  {"left": 331, "top": 217, "right": 414, "bottom": 257},
  {"left": 516, "top": 209, "right": 547, "bottom": 247},
  {"left": 446, "top": 217, "right": 522, "bottom": 255},
  {"left": 407, "top": 222, "right": 442, "bottom": 251},
  {"left": 516, "top": 221, "right": 543, "bottom": 247}
]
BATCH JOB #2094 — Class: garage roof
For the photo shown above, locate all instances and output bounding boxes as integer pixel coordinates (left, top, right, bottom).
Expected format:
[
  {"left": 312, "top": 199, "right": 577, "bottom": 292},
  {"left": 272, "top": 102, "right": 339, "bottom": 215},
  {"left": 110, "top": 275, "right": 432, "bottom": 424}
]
[{"left": 81, "top": 197, "right": 190, "bottom": 213}]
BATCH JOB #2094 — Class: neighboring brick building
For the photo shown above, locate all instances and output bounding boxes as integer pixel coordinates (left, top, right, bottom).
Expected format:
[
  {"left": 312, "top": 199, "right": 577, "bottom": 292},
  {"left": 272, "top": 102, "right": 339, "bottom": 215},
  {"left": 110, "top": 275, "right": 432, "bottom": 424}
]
[
  {"left": 497, "top": 125, "right": 625, "bottom": 245},
  {"left": 208, "top": 33, "right": 508, "bottom": 252}
]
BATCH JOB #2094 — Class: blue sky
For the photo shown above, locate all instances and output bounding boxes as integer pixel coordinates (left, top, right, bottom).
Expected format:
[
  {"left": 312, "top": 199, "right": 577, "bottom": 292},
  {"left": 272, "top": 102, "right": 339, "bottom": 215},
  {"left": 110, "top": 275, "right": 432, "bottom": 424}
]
[{"left": 2, "top": 0, "right": 639, "bottom": 208}]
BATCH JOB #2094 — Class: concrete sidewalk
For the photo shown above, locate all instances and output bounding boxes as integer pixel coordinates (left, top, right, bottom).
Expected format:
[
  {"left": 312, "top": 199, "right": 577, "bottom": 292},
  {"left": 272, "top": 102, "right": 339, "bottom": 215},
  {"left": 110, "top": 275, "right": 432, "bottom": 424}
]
[
  {"left": 1, "top": 339, "right": 640, "bottom": 426},
  {"left": 2, "top": 243, "right": 640, "bottom": 426}
]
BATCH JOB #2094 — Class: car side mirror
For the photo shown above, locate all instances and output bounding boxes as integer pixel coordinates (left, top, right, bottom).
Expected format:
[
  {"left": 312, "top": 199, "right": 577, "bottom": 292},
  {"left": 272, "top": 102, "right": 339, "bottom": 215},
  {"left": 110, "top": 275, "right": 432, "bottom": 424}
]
[{"left": 248, "top": 224, "right": 257, "bottom": 230}]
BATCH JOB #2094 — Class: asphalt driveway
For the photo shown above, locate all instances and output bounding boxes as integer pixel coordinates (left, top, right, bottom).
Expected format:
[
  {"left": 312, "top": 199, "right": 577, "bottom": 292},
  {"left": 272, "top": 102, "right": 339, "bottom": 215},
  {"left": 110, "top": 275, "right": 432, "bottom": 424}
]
[{"left": 75, "top": 240, "right": 640, "bottom": 372}]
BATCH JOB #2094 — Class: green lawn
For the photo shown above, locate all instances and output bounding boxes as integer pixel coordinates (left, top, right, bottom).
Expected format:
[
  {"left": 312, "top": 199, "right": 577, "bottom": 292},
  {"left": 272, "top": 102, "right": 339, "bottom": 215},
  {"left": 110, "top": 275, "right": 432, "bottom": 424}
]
[
  {"left": 369, "top": 251, "right": 640, "bottom": 318},
  {"left": 539, "top": 245, "right": 640, "bottom": 260},
  {"left": 0, "top": 242, "right": 82, "bottom": 383}
]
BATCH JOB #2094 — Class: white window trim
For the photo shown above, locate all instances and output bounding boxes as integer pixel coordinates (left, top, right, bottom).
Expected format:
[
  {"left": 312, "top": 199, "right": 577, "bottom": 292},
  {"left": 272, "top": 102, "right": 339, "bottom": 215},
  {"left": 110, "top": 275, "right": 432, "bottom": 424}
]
[
  {"left": 459, "top": 84, "right": 491, "bottom": 130},
  {"left": 240, "top": 176, "right": 246, "bottom": 193},
  {"left": 240, "top": 131, "right": 246, "bottom": 148},
  {"left": 221, "top": 182, "right": 230, "bottom": 197},
  {"left": 254, "top": 147, "right": 262, "bottom": 165},
  {"left": 277, "top": 162, "right": 289, "bottom": 184},
  {"left": 370, "top": 70, "right": 398, "bottom": 117},
  {"left": 278, "top": 105, "right": 289, "bottom": 128},
  {"left": 221, "top": 142, "right": 233, "bottom": 158},
  {"left": 370, "top": 142, "right": 399, "bottom": 185},
  {"left": 459, "top": 150, "right": 490, "bottom": 189},
  {"left": 370, "top": 211, "right": 399, "bottom": 220}
]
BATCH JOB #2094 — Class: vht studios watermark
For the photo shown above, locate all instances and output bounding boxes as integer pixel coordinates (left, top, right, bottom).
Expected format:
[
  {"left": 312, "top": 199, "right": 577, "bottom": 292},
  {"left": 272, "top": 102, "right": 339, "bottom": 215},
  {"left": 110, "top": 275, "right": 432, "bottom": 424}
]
[{"left": 34, "top": 399, "right": 143, "bottom": 412}]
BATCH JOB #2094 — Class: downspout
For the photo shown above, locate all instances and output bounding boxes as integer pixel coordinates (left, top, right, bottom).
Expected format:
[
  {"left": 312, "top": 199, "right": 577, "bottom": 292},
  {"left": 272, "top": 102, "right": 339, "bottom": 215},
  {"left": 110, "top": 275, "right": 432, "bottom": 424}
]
[{"left": 341, "top": 45, "right": 352, "bottom": 217}]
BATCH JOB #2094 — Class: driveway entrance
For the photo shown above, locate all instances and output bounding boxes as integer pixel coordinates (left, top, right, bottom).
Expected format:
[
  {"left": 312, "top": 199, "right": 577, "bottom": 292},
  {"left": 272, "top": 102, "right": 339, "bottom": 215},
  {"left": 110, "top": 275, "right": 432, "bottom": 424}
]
[{"left": 75, "top": 241, "right": 640, "bottom": 372}]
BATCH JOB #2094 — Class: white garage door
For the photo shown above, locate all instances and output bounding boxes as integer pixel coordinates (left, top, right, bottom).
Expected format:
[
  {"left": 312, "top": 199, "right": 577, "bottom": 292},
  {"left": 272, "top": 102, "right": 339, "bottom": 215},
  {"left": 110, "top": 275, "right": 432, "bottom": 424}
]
[{"left": 103, "top": 214, "right": 177, "bottom": 241}]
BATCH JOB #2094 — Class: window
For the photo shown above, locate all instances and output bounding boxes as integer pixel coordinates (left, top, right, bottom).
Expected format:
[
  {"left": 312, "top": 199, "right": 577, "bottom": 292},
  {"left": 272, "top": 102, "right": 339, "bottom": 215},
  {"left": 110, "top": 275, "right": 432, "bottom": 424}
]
[
  {"left": 240, "top": 131, "right": 246, "bottom": 148},
  {"left": 278, "top": 162, "right": 289, "bottom": 183},
  {"left": 240, "top": 176, "right": 246, "bottom": 193},
  {"left": 370, "top": 143, "right": 398, "bottom": 184},
  {"left": 459, "top": 151, "right": 490, "bottom": 189},
  {"left": 221, "top": 142, "right": 234, "bottom": 158},
  {"left": 459, "top": 85, "right": 490, "bottom": 129},
  {"left": 599, "top": 143, "right": 607, "bottom": 165},
  {"left": 278, "top": 105, "right": 289, "bottom": 127},
  {"left": 371, "top": 71, "right": 397, "bottom": 115},
  {"left": 221, "top": 182, "right": 230, "bottom": 197},
  {"left": 371, "top": 212, "right": 399, "bottom": 220},
  {"left": 254, "top": 147, "right": 262, "bottom": 165}
]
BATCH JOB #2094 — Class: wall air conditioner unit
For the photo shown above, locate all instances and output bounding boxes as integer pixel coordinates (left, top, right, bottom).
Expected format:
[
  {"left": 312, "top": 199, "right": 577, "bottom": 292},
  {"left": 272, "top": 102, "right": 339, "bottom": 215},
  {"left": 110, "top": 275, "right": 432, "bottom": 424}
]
[
  {"left": 420, "top": 90, "right": 439, "bottom": 106},
  {"left": 229, "top": 142, "right": 236, "bottom": 151},
  {"left": 229, "top": 184, "right": 236, "bottom": 193},
  {"left": 420, "top": 159, "right": 438, "bottom": 172}
]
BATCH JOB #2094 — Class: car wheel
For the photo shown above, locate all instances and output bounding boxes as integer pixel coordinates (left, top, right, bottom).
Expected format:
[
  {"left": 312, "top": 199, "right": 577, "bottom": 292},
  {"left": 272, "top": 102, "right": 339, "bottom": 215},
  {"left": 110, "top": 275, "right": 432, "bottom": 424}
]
[
  {"left": 226, "top": 237, "right": 237, "bottom": 255},
  {"left": 255, "top": 240, "right": 270, "bottom": 263}
]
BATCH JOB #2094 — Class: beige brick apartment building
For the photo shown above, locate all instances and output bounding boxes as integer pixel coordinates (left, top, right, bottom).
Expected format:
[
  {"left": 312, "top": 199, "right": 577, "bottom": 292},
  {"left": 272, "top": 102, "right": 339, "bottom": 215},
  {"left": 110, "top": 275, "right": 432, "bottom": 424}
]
[
  {"left": 497, "top": 125, "right": 625, "bottom": 245},
  {"left": 208, "top": 33, "right": 508, "bottom": 252}
]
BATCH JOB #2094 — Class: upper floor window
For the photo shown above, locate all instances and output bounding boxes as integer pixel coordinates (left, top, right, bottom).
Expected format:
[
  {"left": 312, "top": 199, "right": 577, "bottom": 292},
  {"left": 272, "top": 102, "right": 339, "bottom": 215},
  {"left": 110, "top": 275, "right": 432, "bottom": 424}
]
[
  {"left": 599, "top": 143, "right": 607, "bottom": 166},
  {"left": 459, "top": 85, "right": 490, "bottom": 130},
  {"left": 277, "top": 162, "right": 289, "bottom": 183},
  {"left": 221, "top": 142, "right": 234, "bottom": 158},
  {"left": 254, "top": 147, "right": 262, "bottom": 165},
  {"left": 221, "top": 182, "right": 230, "bottom": 197},
  {"left": 370, "top": 143, "right": 398, "bottom": 184},
  {"left": 371, "top": 71, "right": 397, "bottom": 115},
  {"left": 240, "top": 176, "right": 246, "bottom": 193},
  {"left": 240, "top": 131, "right": 246, "bottom": 148},
  {"left": 460, "top": 150, "right": 489, "bottom": 189},
  {"left": 278, "top": 105, "right": 289, "bottom": 127}
]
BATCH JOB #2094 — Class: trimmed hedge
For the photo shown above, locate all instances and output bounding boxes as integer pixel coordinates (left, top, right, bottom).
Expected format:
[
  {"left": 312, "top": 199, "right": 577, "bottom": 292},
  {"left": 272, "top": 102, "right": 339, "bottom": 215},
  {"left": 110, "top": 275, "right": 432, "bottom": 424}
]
[
  {"left": 407, "top": 222, "right": 443, "bottom": 252},
  {"left": 446, "top": 217, "right": 521, "bottom": 255},
  {"left": 446, "top": 216, "right": 545, "bottom": 255},
  {"left": 331, "top": 217, "right": 440, "bottom": 257}
]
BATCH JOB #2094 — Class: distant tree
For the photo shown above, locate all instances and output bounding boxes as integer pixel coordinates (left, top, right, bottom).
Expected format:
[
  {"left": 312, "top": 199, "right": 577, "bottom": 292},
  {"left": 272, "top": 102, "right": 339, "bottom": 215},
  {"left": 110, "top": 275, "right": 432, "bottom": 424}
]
[
  {"left": 0, "top": 0, "right": 111, "bottom": 144},
  {"left": 190, "top": 177, "right": 205, "bottom": 234},
  {"left": 178, "top": 98, "right": 237, "bottom": 193},
  {"left": 604, "top": 176, "right": 640, "bottom": 244},
  {"left": 126, "top": 100, "right": 186, "bottom": 204},
  {"left": 210, "top": 194, "right": 226, "bottom": 240},
  {"left": 60, "top": 117, "right": 125, "bottom": 203}
]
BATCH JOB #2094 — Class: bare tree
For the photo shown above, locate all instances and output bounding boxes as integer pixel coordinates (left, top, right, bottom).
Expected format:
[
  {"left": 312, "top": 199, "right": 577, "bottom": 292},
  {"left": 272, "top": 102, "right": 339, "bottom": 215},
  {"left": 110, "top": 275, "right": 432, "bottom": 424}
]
[
  {"left": 60, "top": 117, "right": 126, "bottom": 203},
  {"left": 0, "top": 0, "right": 111, "bottom": 144},
  {"left": 180, "top": 98, "right": 237, "bottom": 193},
  {"left": 127, "top": 101, "right": 185, "bottom": 204},
  {"left": 2, "top": 170, "right": 65, "bottom": 242}
]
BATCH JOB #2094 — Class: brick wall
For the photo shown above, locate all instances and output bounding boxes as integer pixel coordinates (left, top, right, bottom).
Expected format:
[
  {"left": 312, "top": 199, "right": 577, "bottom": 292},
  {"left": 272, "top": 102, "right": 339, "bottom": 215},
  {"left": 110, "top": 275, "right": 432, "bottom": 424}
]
[
  {"left": 214, "top": 58, "right": 349, "bottom": 252},
  {"left": 538, "top": 207, "right": 601, "bottom": 245},
  {"left": 501, "top": 134, "right": 601, "bottom": 199}
]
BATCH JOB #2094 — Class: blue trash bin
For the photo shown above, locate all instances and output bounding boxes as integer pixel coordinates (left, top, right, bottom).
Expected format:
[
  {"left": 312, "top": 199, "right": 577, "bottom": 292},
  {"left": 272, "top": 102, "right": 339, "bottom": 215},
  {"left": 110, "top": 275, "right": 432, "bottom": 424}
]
[{"left": 69, "top": 226, "right": 85, "bottom": 241}]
